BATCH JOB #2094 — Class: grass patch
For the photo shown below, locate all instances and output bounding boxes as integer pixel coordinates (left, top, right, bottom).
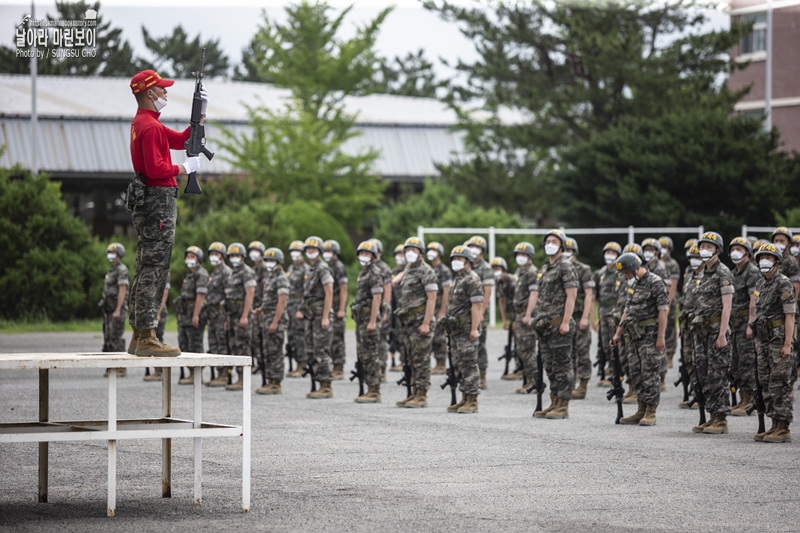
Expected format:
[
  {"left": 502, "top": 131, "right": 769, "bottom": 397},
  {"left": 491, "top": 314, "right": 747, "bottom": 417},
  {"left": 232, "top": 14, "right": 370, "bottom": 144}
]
[{"left": 0, "top": 315, "right": 181, "bottom": 334}]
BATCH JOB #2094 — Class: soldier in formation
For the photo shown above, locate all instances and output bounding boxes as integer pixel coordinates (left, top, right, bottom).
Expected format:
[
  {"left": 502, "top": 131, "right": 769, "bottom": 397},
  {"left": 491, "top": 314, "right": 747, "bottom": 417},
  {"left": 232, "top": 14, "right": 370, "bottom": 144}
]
[
  {"left": 370, "top": 239, "right": 393, "bottom": 382},
  {"left": 248, "top": 241, "right": 268, "bottom": 377},
  {"left": 641, "top": 238, "right": 671, "bottom": 391},
  {"left": 677, "top": 243, "right": 702, "bottom": 408},
  {"left": 224, "top": 242, "right": 256, "bottom": 391},
  {"left": 101, "top": 243, "right": 129, "bottom": 377},
  {"left": 592, "top": 241, "right": 623, "bottom": 388},
  {"left": 564, "top": 238, "right": 595, "bottom": 399},
  {"left": 491, "top": 257, "right": 519, "bottom": 380},
  {"left": 285, "top": 241, "right": 309, "bottom": 378},
  {"left": 205, "top": 241, "right": 232, "bottom": 387},
  {"left": 658, "top": 237, "right": 681, "bottom": 369},
  {"left": 728, "top": 237, "right": 759, "bottom": 416},
  {"left": 323, "top": 240, "right": 349, "bottom": 380},
  {"left": 427, "top": 242, "right": 452, "bottom": 375},
  {"left": 352, "top": 241, "right": 385, "bottom": 403},
  {"left": 466, "top": 236, "right": 495, "bottom": 390},
  {"left": 254, "top": 248, "right": 290, "bottom": 395},
  {"left": 176, "top": 245, "right": 209, "bottom": 384},
  {"left": 514, "top": 242, "right": 539, "bottom": 393}
]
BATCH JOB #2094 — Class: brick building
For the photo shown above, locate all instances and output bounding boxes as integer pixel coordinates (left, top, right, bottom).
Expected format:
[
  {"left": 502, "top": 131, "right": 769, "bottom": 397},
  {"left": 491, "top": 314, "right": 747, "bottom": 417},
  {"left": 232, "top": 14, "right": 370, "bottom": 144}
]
[{"left": 728, "top": 0, "right": 800, "bottom": 152}]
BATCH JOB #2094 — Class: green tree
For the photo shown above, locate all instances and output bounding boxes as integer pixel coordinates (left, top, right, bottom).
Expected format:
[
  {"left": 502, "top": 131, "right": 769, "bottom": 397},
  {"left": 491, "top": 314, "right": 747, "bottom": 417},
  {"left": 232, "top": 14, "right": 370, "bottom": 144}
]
[
  {"left": 141, "top": 25, "right": 230, "bottom": 79},
  {"left": 376, "top": 49, "right": 443, "bottom": 98}
]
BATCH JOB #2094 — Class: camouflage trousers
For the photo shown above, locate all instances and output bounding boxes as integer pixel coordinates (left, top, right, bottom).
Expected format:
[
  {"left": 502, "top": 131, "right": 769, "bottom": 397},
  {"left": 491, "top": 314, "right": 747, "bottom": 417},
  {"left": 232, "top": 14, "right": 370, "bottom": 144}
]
[
  {"left": 693, "top": 326, "right": 732, "bottom": 415},
  {"left": 540, "top": 319, "right": 576, "bottom": 400},
  {"left": 286, "top": 299, "right": 307, "bottom": 363},
  {"left": 449, "top": 324, "right": 480, "bottom": 395},
  {"left": 730, "top": 324, "right": 756, "bottom": 395},
  {"left": 665, "top": 298, "right": 678, "bottom": 357},
  {"left": 571, "top": 317, "right": 592, "bottom": 381},
  {"left": 177, "top": 320, "right": 204, "bottom": 354},
  {"left": 431, "top": 318, "right": 447, "bottom": 365},
  {"left": 204, "top": 307, "right": 227, "bottom": 355},
  {"left": 597, "top": 313, "right": 618, "bottom": 377},
  {"left": 262, "top": 312, "right": 288, "bottom": 381},
  {"left": 514, "top": 317, "right": 537, "bottom": 382},
  {"left": 380, "top": 313, "right": 391, "bottom": 370},
  {"left": 757, "top": 326, "right": 794, "bottom": 422},
  {"left": 129, "top": 190, "right": 176, "bottom": 329},
  {"left": 628, "top": 325, "right": 663, "bottom": 405},
  {"left": 227, "top": 312, "right": 252, "bottom": 377},
  {"left": 331, "top": 313, "right": 346, "bottom": 367},
  {"left": 304, "top": 310, "right": 333, "bottom": 382},
  {"left": 680, "top": 331, "right": 696, "bottom": 384},
  {"left": 155, "top": 307, "right": 167, "bottom": 343},
  {"left": 399, "top": 316, "right": 435, "bottom": 391},
  {"left": 250, "top": 313, "right": 264, "bottom": 360},
  {"left": 477, "top": 311, "right": 488, "bottom": 371},
  {"left": 355, "top": 320, "right": 382, "bottom": 387},
  {"left": 103, "top": 312, "right": 126, "bottom": 352}
]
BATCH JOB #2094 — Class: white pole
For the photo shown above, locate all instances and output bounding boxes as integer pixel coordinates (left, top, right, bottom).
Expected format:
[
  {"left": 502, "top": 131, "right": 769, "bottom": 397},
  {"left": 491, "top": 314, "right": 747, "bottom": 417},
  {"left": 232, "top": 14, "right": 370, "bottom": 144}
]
[
  {"left": 417, "top": 225, "right": 424, "bottom": 244},
  {"left": 628, "top": 225, "right": 634, "bottom": 245},
  {"left": 30, "top": 1, "right": 38, "bottom": 174},
  {"left": 742, "top": 224, "right": 748, "bottom": 238},
  {"left": 765, "top": 0, "right": 773, "bottom": 131},
  {"left": 488, "top": 226, "right": 496, "bottom": 327}
]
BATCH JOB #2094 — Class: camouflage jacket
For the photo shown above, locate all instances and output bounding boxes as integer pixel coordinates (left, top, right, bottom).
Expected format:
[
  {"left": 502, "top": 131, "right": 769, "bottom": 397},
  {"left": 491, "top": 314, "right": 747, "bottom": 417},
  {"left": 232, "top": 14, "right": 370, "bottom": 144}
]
[
  {"left": 594, "top": 265, "right": 622, "bottom": 318},
  {"left": 102, "top": 261, "right": 130, "bottom": 312},
  {"left": 391, "top": 264, "right": 405, "bottom": 301},
  {"left": 513, "top": 263, "right": 539, "bottom": 314},
  {"left": 692, "top": 259, "right": 734, "bottom": 322},
  {"left": 354, "top": 262, "right": 385, "bottom": 321},
  {"left": 663, "top": 256, "right": 681, "bottom": 293},
  {"left": 303, "top": 259, "right": 334, "bottom": 305},
  {"left": 433, "top": 262, "right": 453, "bottom": 314},
  {"left": 206, "top": 263, "right": 231, "bottom": 306},
  {"left": 731, "top": 259, "right": 760, "bottom": 328},
  {"left": 533, "top": 255, "right": 579, "bottom": 322},
  {"left": 397, "top": 260, "right": 438, "bottom": 317},
  {"left": 472, "top": 258, "right": 495, "bottom": 314},
  {"left": 681, "top": 266, "right": 699, "bottom": 319},
  {"left": 447, "top": 268, "right": 483, "bottom": 322},
  {"left": 178, "top": 266, "right": 209, "bottom": 322},
  {"left": 252, "top": 260, "right": 269, "bottom": 309},
  {"left": 754, "top": 272, "right": 796, "bottom": 324},
  {"left": 261, "top": 266, "right": 290, "bottom": 312},
  {"left": 496, "top": 272, "right": 518, "bottom": 322},
  {"left": 645, "top": 259, "right": 671, "bottom": 290},
  {"left": 225, "top": 263, "right": 256, "bottom": 306},
  {"left": 287, "top": 262, "right": 308, "bottom": 307},
  {"left": 329, "top": 258, "right": 348, "bottom": 307},
  {"left": 623, "top": 270, "right": 669, "bottom": 323},
  {"left": 778, "top": 253, "right": 800, "bottom": 285},
  {"left": 572, "top": 259, "right": 595, "bottom": 317}
]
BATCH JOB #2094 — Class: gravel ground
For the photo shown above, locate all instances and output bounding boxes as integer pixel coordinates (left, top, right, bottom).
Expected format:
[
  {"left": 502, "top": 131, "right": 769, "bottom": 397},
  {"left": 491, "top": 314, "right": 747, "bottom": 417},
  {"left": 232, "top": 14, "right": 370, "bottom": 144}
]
[{"left": 0, "top": 329, "right": 798, "bottom": 532}]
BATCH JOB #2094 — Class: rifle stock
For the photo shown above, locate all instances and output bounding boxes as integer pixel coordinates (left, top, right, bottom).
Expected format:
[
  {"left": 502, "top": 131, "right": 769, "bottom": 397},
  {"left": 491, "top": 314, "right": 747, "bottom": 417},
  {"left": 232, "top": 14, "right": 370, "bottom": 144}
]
[
  {"left": 440, "top": 326, "right": 458, "bottom": 406},
  {"left": 605, "top": 344, "right": 625, "bottom": 424},
  {"left": 349, "top": 359, "right": 365, "bottom": 397},
  {"left": 302, "top": 361, "right": 317, "bottom": 392},
  {"left": 184, "top": 47, "right": 214, "bottom": 195}
]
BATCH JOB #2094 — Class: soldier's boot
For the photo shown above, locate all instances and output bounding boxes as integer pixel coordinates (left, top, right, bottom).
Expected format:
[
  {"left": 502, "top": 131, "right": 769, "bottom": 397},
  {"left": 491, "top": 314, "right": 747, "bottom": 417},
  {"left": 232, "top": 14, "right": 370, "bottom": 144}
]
[
  {"left": 456, "top": 394, "right": 478, "bottom": 414},
  {"left": 754, "top": 418, "right": 778, "bottom": 442},
  {"left": 207, "top": 369, "right": 229, "bottom": 387},
  {"left": 256, "top": 378, "right": 281, "bottom": 395},
  {"left": 431, "top": 360, "right": 447, "bottom": 375},
  {"left": 286, "top": 362, "right": 306, "bottom": 378},
  {"left": 659, "top": 373, "right": 666, "bottom": 391},
  {"left": 307, "top": 381, "right": 333, "bottom": 399},
  {"left": 639, "top": 403, "right": 658, "bottom": 426},
  {"left": 502, "top": 369, "right": 523, "bottom": 381},
  {"left": 692, "top": 416, "right": 714, "bottom": 433},
  {"left": 572, "top": 378, "right": 589, "bottom": 399},
  {"left": 332, "top": 364, "right": 345, "bottom": 380},
  {"left": 381, "top": 369, "right": 387, "bottom": 382},
  {"left": 622, "top": 386, "right": 638, "bottom": 404},
  {"left": 731, "top": 390, "right": 753, "bottom": 416},
  {"left": 143, "top": 368, "right": 162, "bottom": 382},
  {"left": 395, "top": 387, "right": 416, "bottom": 407},
  {"left": 355, "top": 384, "right": 381, "bottom": 404},
  {"left": 546, "top": 397, "right": 569, "bottom": 419},
  {"left": 620, "top": 401, "right": 647, "bottom": 425},
  {"left": 447, "top": 392, "right": 467, "bottom": 413},
  {"left": 405, "top": 388, "right": 428, "bottom": 408},
  {"left": 479, "top": 370, "right": 487, "bottom": 390},
  {"left": 534, "top": 394, "right": 558, "bottom": 418},
  {"left": 134, "top": 329, "right": 180, "bottom": 357},
  {"left": 667, "top": 352, "right": 674, "bottom": 369},
  {"left": 390, "top": 361, "right": 403, "bottom": 372},
  {"left": 178, "top": 367, "right": 195, "bottom": 385},
  {"left": 703, "top": 413, "right": 729, "bottom": 434},
  {"left": 116, "top": 368, "right": 127, "bottom": 377},
  {"left": 515, "top": 382, "right": 530, "bottom": 394},
  {"left": 226, "top": 370, "right": 244, "bottom": 391},
  {"left": 596, "top": 379, "right": 611, "bottom": 387},
  {"left": 763, "top": 419, "right": 792, "bottom": 443},
  {"left": 127, "top": 328, "right": 147, "bottom": 355}
]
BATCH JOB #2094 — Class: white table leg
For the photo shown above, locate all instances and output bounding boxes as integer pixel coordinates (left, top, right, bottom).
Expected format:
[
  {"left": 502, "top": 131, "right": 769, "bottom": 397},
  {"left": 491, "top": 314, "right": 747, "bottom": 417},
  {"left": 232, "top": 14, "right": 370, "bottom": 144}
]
[
  {"left": 162, "top": 366, "right": 172, "bottom": 498},
  {"left": 242, "top": 366, "right": 251, "bottom": 513},
  {"left": 193, "top": 365, "right": 202, "bottom": 504},
  {"left": 108, "top": 369, "right": 117, "bottom": 517},
  {"left": 38, "top": 369, "right": 49, "bottom": 503}
]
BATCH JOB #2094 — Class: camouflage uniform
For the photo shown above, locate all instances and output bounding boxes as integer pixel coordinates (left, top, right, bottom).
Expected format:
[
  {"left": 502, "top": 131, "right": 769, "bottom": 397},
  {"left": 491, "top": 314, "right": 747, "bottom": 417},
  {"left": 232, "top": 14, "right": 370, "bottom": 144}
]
[
  {"left": 390, "top": 263, "right": 405, "bottom": 364},
  {"left": 431, "top": 262, "right": 453, "bottom": 367},
  {"left": 251, "top": 260, "right": 269, "bottom": 365},
  {"left": 777, "top": 253, "right": 800, "bottom": 381},
  {"left": 446, "top": 269, "right": 484, "bottom": 395},
  {"left": 374, "top": 259, "right": 393, "bottom": 371},
  {"left": 593, "top": 266, "right": 622, "bottom": 374},
  {"left": 129, "top": 190, "right": 177, "bottom": 329},
  {"left": 753, "top": 272, "right": 796, "bottom": 422},
  {"left": 571, "top": 259, "right": 596, "bottom": 382},
  {"left": 396, "top": 260, "right": 438, "bottom": 391},
  {"left": 225, "top": 262, "right": 257, "bottom": 358},
  {"left": 155, "top": 282, "right": 170, "bottom": 343},
  {"left": 286, "top": 261, "right": 308, "bottom": 364},
  {"left": 353, "top": 262, "right": 386, "bottom": 387},
  {"left": 615, "top": 271, "right": 634, "bottom": 387},
  {"left": 471, "top": 257, "right": 495, "bottom": 372},
  {"left": 203, "top": 265, "right": 230, "bottom": 356},
  {"left": 497, "top": 272, "right": 518, "bottom": 325},
  {"left": 692, "top": 260, "right": 735, "bottom": 416},
  {"left": 261, "top": 266, "right": 290, "bottom": 381},
  {"left": 514, "top": 263, "right": 539, "bottom": 383},
  {"left": 102, "top": 260, "right": 130, "bottom": 352},
  {"left": 532, "top": 256, "right": 578, "bottom": 400},
  {"left": 330, "top": 258, "right": 349, "bottom": 369},
  {"left": 679, "top": 265, "right": 699, "bottom": 384},
  {"left": 177, "top": 265, "right": 209, "bottom": 354},
  {"left": 730, "top": 260, "right": 760, "bottom": 395},
  {"left": 662, "top": 256, "right": 681, "bottom": 358},
  {"left": 302, "top": 259, "right": 335, "bottom": 382},
  {"left": 622, "top": 271, "right": 669, "bottom": 405},
  {"left": 645, "top": 258, "right": 671, "bottom": 376}
]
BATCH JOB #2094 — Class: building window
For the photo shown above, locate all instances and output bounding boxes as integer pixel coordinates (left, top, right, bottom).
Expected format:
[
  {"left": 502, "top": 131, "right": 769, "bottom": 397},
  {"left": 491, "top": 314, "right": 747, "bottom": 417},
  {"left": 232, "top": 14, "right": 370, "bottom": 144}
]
[{"left": 740, "top": 13, "right": 767, "bottom": 55}]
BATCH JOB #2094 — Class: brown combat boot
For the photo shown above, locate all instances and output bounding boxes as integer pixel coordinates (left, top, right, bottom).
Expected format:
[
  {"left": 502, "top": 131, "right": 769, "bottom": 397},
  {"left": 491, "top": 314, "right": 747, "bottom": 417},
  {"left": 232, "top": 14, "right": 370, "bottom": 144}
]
[
  {"left": 620, "top": 401, "right": 647, "bottom": 425},
  {"left": 754, "top": 418, "right": 778, "bottom": 442},
  {"left": 134, "top": 329, "right": 180, "bottom": 357},
  {"left": 534, "top": 394, "right": 558, "bottom": 418},
  {"left": 431, "top": 360, "right": 447, "bottom": 374},
  {"left": 731, "top": 390, "right": 753, "bottom": 416},
  {"left": 256, "top": 378, "right": 282, "bottom": 395},
  {"left": 502, "top": 369, "right": 523, "bottom": 381},
  {"left": 456, "top": 393, "right": 478, "bottom": 414},
  {"left": 703, "top": 413, "right": 729, "bottom": 434},
  {"left": 692, "top": 415, "right": 714, "bottom": 433},
  {"left": 355, "top": 384, "right": 381, "bottom": 403},
  {"left": 597, "top": 379, "right": 612, "bottom": 387},
  {"left": 307, "top": 381, "right": 333, "bottom": 399},
  {"left": 207, "top": 369, "right": 229, "bottom": 387},
  {"left": 572, "top": 378, "right": 589, "bottom": 399},
  {"left": 178, "top": 368, "right": 195, "bottom": 385},
  {"left": 516, "top": 382, "right": 531, "bottom": 394},
  {"left": 763, "top": 419, "right": 792, "bottom": 443},
  {"left": 143, "top": 368, "right": 162, "bottom": 382},
  {"left": 667, "top": 352, "right": 674, "bottom": 369},
  {"left": 405, "top": 388, "right": 428, "bottom": 408},
  {"left": 546, "top": 397, "right": 569, "bottom": 419},
  {"left": 286, "top": 362, "right": 306, "bottom": 378},
  {"left": 660, "top": 373, "right": 666, "bottom": 391},
  {"left": 622, "top": 386, "right": 638, "bottom": 404},
  {"left": 390, "top": 364, "right": 403, "bottom": 372},
  {"left": 479, "top": 370, "right": 487, "bottom": 390},
  {"left": 332, "top": 364, "right": 345, "bottom": 380},
  {"left": 396, "top": 387, "right": 416, "bottom": 407},
  {"left": 226, "top": 370, "right": 243, "bottom": 390},
  {"left": 447, "top": 392, "right": 467, "bottom": 412},
  {"left": 639, "top": 403, "right": 658, "bottom": 426},
  {"left": 116, "top": 368, "right": 127, "bottom": 377},
  {"left": 127, "top": 328, "right": 147, "bottom": 355}
]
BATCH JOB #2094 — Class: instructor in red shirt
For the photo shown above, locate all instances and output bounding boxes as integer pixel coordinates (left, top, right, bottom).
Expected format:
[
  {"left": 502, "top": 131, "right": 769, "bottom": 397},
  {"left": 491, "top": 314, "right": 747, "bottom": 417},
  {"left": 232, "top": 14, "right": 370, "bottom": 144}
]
[{"left": 127, "top": 69, "right": 208, "bottom": 357}]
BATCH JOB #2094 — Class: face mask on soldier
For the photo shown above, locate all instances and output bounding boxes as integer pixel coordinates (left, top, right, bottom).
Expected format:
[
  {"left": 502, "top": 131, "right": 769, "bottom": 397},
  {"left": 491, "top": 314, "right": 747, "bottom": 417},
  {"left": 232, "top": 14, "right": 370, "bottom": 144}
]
[
  {"left": 230, "top": 256, "right": 243, "bottom": 267},
  {"left": 774, "top": 243, "right": 786, "bottom": 254},
  {"left": 451, "top": 259, "right": 465, "bottom": 272},
  {"left": 689, "top": 258, "right": 702, "bottom": 269},
  {"left": 209, "top": 255, "right": 221, "bottom": 266},
  {"left": 604, "top": 254, "right": 617, "bottom": 265},
  {"left": 306, "top": 250, "right": 319, "bottom": 261},
  {"left": 185, "top": 259, "right": 197, "bottom": 269},
  {"left": 358, "top": 255, "right": 372, "bottom": 267},
  {"left": 265, "top": 261, "right": 277, "bottom": 271},
  {"left": 660, "top": 248, "right": 668, "bottom": 258},
  {"left": 322, "top": 252, "right": 333, "bottom": 262},
  {"left": 404, "top": 250, "right": 419, "bottom": 264},
  {"left": 515, "top": 255, "right": 529, "bottom": 266},
  {"left": 699, "top": 248, "right": 714, "bottom": 262},
  {"left": 249, "top": 251, "right": 261, "bottom": 262},
  {"left": 730, "top": 250, "right": 745, "bottom": 264},
  {"left": 627, "top": 276, "right": 636, "bottom": 287},
  {"left": 562, "top": 251, "right": 573, "bottom": 259},
  {"left": 290, "top": 251, "right": 303, "bottom": 262},
  {"left": 426, "top": 250, "right": 437, "bottom": 262},
  {"left": 791, "top": 245, "right": 800, "bottom": 257},
  {"left": 544, "top": 243, "right": 560, "bottom": 256},
  {"left": 395, "top": 254, "right": 406, "bottom": 266},
  {"left": 759, "top": 258, "right": 775, "bottom": 273},
  {"left": 492, "top": 270, "right": 502, "bottom": 279},
  {"left": 643, "top": 251, "right": 655, "bottom": 262},
  {"left": 107, "top": 253, "right": 117, "bottom": 263}
]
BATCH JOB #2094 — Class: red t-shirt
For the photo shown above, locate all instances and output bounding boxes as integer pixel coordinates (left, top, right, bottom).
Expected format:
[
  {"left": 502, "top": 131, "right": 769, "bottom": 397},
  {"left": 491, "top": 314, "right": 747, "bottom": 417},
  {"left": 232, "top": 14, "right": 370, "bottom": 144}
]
[{"left": 130, "top": 108, "right": 190, "bottom": 187}]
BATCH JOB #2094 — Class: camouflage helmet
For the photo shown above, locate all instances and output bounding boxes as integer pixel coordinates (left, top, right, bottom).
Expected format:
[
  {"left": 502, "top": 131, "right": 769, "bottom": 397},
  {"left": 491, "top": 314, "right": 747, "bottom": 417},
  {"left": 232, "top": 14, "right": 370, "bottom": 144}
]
[
  {"left": 490, "top": 257, "right": 508, "bottom": 271},
  {"left": 615, "top": 252, "right": 642, "bottom": 273},
  {"left": 322, "top": 240, "right": 341, "bottom": 255},
  {"left": 755, "top": 243, "right": 782, "bottom": 263},
  {"left": 753, "top": 239, "right": 768, "bottom": 251},
  {"left": 208, "top": 242, "right": 227, "bottom": 258},
  {"left": 304, "top": 236, "right": 323, "bottom": 251},
  {"left": 227, "top": 242, "right": 246, "bottom": 257},
  {"left": 543, "top": 229, "right": 567, "bottom": 248},
  {"left": 450, "top": 245, "right": 472, "bottom": 261},
  {"left": 426, "top": 241, "right": 445, "bottom": 257},
  {"left": 393, "top": 244, "right": 404, "bottom": 256},
  {"left": 602, "top": 241, "right": 622, "bottom": 255},
  {"left": 793, "top": 234, "right": 800, "bottom": 244},
  {"left": 369, "top": 238, "right": 384, "bottom": 255},
  {"left": 357, "top": 240, "right": 378, "bottom": 257},
  {"left": 106, "top": 242, "right": 125, "bottom": 258},
  {"left": 658, "top": 236, "right": 674, "bottom": 251},
  {"left": 248, "top": 241, "right": 266, "bottom": 255},
  {"left": 289, "top": 240, "right": 305, "bottom": 253},
  {"left": 565, "top": 237, "right": 579, "bottom": 255},
  {"left": 467, "top": 235, "right": 487, "bottom": 252},
  {"left": 729, "top": 236, "right": 753, "bottom": 256},
  {"left": 687, "top": 245, "right": 701, "bottom": 258},
  {"left": 514, "top": 241, "right": 536, "bottom": 258},
  {"left": 684, "top": 238, "right": 698, "bottom": 251},
  {"left": 698, "top": 231, "right": 724, "bottom": 253},
  {"left": 623, "top": 243, "right": 644, "bottom": 261},
  {"left": 185, "top": 245, "right": 204, "bottom": 262},
  {"left": 403, "top": 236, "right": 425, "bottom": 253},
  {"left": 264, "top": 247, "right": 284, "bottom": 265},
  {"left": 641, "top": 238, "right": 662, "bottom": 254},
  {"left": 771, "top": 226, "right": 793, "bottom": 242}
]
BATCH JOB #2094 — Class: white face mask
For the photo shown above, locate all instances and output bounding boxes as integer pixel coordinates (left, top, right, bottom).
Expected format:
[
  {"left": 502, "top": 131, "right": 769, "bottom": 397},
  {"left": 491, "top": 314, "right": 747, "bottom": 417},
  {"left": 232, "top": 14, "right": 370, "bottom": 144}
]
[
  {"left": 544, "top": 243, "right": 560, "bottom": 256},
  {"left": 660, "top": 248, "right": 668, "bottom": 258},
  {"left": 265, "top": 261, "right": 277, "bottom": 271},
  {"left": 404, "top": 250, "right": 419, "bottom": 264},
  {"left": 426, "top": 250, "right": 438, "bottom": 261},
  {"left": 469, "top": 246, "right": 482, "bottom": 258},
  {"left": 290, "top": 251, "right": 303, "bottom": 262},
  {"left": 395, "top": 255, "right": 406, "bottom": 266},
  {"left": 185, "top": 259, "right": 197, "bottom": 269},
  {"left": 152, "top": 93, "right": 168, "bottom": 112},
  {"left": 759, "top": 258, "right": 775, "bottom": 273},
  {"left": 643, "top": 251, "right": 655, "bottom": 262},
  {"left": 515, "top": 255, "right": 529, "bottom": 266},
  {"left": 627, "top": 276, "right": 636, "bottom": 287},
  {"left": 689, "top": 258, "right": 702, "bottom": 269},
  {"left": 230, "top": 256, "right": 243, "bottom": 267},
  {"left": 730, "top": 250, "right": 745, "bottom": 264},
  {"left": 322, "top": 252, "right": 333, "bottom": 262},
  {"left": 209, "top": 255, "right": 221, "bottom": 266},
  {"left": 249, "top": 251, "right": 261, "bottom": 262},
  {"left": 562, "top": 251, "right": 573, "bottom": 259},
  {"left": 604, "top": 254, "right": 617, "bottom": 265},
  {"left": 451, "top": 259, "right": 465, "bottom": 272},
  {"left": 107, "top": 253, "right": 117, "bottom": 263},
  {"left": 791, "top": 245, "right": 800, "bottom": 257},
  {"left": 699, "top": 249, "right": 714, "bottom": 262},
  {"left": 358, "top": 255, "right": 372, "bottom": 267},
  {"left": 306, "top": 250, "right": 319, "bottom": 261},
  {"left": 492, "top": 270, "right": 502, "bottom": 279},
  {"left": 774, "top": 243, "right": 786, "bottom": 254}
]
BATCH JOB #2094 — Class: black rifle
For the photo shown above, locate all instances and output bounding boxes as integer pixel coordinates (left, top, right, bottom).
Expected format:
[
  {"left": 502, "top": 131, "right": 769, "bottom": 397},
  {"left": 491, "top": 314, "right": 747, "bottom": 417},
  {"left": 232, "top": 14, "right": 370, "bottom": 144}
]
[
  {"left": 183, "top": 48, "right": 214, "bottom": 195},
  {"left": 388, "top": 308, "right": 399, "bottom": 368},
  {"left": 728, "top": 371, "right": 738, "bottom": 408},
  {"left": 746, "top": 347, "right": 766, "bottom": 435},
  {"left": 349, "top": 359, "right": 365, "bottom": 397},
  {"left": 687, "top": 375, "right": 707, "bottom": 426},
  {"left": 101, "top": 314, "right": 110, "bottom": 352},
  {"left": 497, "top": 327, "right": 515, "bottom": 376},
  {"left": 525, "top": 341, "right": 546, "bottom": 415},
  {"left": 180, "top": 367, "right": 186, "bottom": 380},
  {"left": 396, "top": 343, "right": 413, "bottom": 400},
  {"left": 673, "top": 336, "right": 690, "bottom": 403},
  {"left": 593, "top": 323, "right": 607, "bottom": 381},
  {"left": 285, "top": 339, "right": 296, "bottom": 373},
  {"left": 225, "top": 321, "right": 233, "bottom": 385},
  {"left": 302, "top": 361, "right": 317, "bottom": 393},
  {"left": 606, "top": 344, "right": 625, "bottom": 424},
  {"left": 257, "top": 328, "right": 267, "bottom": 387},
  {"left": 440, "top": 327, "right": 458, "bottom": 406}
]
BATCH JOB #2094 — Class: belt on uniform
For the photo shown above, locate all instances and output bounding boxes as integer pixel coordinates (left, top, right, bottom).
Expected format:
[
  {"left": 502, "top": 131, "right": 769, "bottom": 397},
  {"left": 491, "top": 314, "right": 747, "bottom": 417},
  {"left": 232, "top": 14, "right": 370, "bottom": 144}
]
[
  {"left": 707, "top": 315, "right": 721, "bottom": 324},
  {"left": 307, "top": 300, "right": 324, "bottom": 309},
  {"left": 767, "top": 318, "right": 785, "bottom": 328},
  {"left": 733, "top": 309, "right": 750, "bottom": 318},
  {"left": 436, "top": 295, "right": 442, "bottom": 300},
  {"left": 183, "top": 299, "right": 196, "bottom": 305},
  {"left": 637, "top": 317, "right": 658, "bottom": 328},
  {"left": 146, "top": 185, "right": 178, "bottom": 198},
  {"left": 262, "top": 308, "right": 276, "bottom": 314},
  {"left": 401, "top": 303, "right": 427, "bottom": 318},
  {"left": 600, "top": 299, "right": 617, "bottom": 307},
  {"left": 230, "top": 299, "right": 244, "bottom": 305},
  {"left": 289, "top": 293, "right": 303, "bottom": 299}
]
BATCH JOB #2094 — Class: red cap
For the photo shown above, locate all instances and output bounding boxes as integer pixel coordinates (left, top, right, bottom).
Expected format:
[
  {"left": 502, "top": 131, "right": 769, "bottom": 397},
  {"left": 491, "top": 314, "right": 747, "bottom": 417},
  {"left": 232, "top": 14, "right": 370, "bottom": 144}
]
[{"left": 130, "top": 70, "right": 174, "bottom": 95}]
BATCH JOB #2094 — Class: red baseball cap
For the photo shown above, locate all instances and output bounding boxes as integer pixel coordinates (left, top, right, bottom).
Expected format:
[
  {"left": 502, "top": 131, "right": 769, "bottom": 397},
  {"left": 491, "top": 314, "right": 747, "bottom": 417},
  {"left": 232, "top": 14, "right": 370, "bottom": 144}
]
[{"left": 130, "top": 70, "right": 174, "bottom": 95}]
